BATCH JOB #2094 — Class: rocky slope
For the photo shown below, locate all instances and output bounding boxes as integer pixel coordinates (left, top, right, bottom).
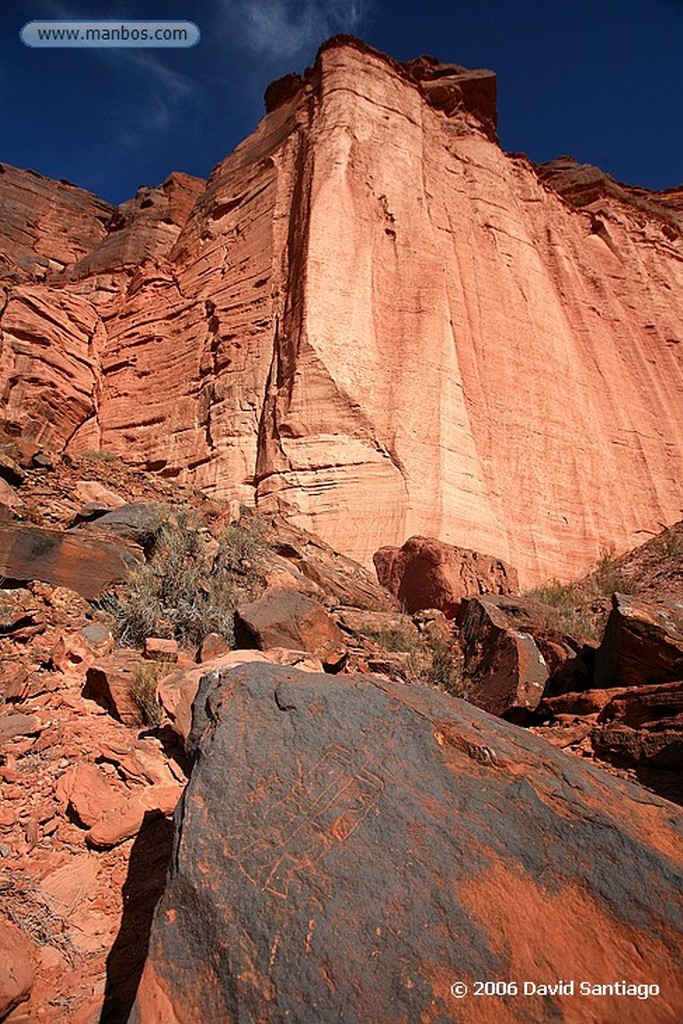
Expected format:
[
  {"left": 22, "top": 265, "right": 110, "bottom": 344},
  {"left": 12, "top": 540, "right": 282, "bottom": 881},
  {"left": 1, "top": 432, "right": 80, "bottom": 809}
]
[
  {"left": 1, "top": 37, "right": 681, "bottom": 587},
  {"left": 0, "top": 424, "right": 681, "bottom": 1021}
]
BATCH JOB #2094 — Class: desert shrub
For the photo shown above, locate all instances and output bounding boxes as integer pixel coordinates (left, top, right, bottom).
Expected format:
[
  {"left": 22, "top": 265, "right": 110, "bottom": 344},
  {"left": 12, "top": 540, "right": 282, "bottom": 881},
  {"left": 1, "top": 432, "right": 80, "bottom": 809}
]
[
  {"left": 366, "top": 622, "right": 422, "bottom": 654},
  {"left": 130, "top": 661, "right": 166, "bottom": 728},
  {"left": 592, "top": 545, "right": 635, "bottom": 596},
  {"left": 524, "top": 578, "right": 601, "bottom": 640},
  {"left": 651, "top": 527, "right": 683, "bottom": 559},
  {"left": 525, "top": 578, "right": 599, "bottom": 639},
  {"left": 214, "top": 513, "right": 268, "bottom": 579},
  {"left": 113, "top": 508, "right": 268, "bottom": 649},
  {"left": 421, "top": 633, "right": 471, "bottom": 698},
  {"left": 369, "top": 619, "right": 471, "bottom": 699},
  {"left": 80, "top": 449, "right": 117, "bottom": 462},
  {"left": 525, "top": 545, "right": 635, "bottom": 641}
]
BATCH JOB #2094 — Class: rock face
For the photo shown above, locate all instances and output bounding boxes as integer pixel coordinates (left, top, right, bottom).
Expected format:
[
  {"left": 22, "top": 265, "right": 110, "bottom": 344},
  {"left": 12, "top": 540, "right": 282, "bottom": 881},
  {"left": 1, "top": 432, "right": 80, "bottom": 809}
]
[
  {"left": 0, "top": 524, "right": 140, "bottom": 600},
  {"left": 129, "top": 663, "right": 683, "bottom": 1024},
  {"left": 594, "top": 680, "right": 683, "bottom": 768},
  {"left": 1, "top": 37, "right": 681, "bottom": 586},
  {"left": 594, "top": 593, "right": 683, "bottom": 688},
  {"left": 374, "top": 535, "right": 519, "bottom": 615}
]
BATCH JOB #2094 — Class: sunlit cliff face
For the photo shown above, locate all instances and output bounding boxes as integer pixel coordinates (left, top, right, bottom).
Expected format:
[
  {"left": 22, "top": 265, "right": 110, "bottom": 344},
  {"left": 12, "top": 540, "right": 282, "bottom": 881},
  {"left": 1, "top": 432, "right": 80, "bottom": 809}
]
[{"left": 1, "top": 37, "right": 681, "bottom": 587}]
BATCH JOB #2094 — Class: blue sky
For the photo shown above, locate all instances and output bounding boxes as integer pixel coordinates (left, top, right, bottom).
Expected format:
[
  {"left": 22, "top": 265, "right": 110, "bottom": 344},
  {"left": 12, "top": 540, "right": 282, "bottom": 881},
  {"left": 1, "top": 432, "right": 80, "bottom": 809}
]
[{"left": 1, "top": 0, "right": 681, "bottom": 204}]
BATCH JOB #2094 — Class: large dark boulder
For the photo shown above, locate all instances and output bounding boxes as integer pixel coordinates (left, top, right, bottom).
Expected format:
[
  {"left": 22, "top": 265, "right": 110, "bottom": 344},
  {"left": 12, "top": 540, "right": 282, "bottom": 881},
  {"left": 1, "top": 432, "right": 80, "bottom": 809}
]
[
  {"left": 129, "top": 664, "right": 682, "bottom": 1024},
  {"left": 458, "top": 595, "right": 580, "bottom": 720}
]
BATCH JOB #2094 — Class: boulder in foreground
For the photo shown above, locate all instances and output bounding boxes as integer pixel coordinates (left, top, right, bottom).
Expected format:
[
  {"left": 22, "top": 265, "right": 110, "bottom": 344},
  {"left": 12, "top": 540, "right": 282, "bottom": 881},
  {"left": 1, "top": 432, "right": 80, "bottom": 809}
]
[{"left": 129, "top": 664, "right": 682, "bottom": 1024}]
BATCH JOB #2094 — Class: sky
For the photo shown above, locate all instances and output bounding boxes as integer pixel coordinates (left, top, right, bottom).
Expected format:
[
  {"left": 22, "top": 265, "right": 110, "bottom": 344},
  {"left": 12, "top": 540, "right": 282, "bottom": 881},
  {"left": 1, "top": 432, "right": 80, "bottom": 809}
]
[{"left": 0, "top": 0, "right": 681, "bottom": 205}]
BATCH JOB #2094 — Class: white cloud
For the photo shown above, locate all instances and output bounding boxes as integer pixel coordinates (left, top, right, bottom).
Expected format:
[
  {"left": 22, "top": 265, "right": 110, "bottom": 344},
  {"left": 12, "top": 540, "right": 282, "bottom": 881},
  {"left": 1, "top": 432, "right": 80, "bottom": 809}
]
[{"left": 225, "top": 0, "right": 370, "bottom": 59}]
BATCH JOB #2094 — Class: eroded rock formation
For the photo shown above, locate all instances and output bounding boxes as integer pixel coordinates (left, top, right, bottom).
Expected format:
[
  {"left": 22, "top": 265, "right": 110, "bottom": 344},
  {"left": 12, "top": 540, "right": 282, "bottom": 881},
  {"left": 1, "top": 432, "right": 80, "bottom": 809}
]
[{"left": 1, "top": 37, "right": 681, "bottom": 587}]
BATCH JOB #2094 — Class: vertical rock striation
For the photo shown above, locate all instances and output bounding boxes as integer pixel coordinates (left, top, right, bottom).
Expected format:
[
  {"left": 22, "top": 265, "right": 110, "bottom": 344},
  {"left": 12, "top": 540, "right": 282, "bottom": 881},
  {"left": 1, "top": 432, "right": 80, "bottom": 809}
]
[{"left": 1, "top": 37, "right": 681, "bottom": 586}]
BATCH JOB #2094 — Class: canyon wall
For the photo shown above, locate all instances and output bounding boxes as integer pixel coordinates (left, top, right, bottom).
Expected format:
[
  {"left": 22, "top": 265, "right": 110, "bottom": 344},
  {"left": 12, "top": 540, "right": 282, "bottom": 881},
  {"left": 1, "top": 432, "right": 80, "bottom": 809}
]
[{"left": 1, "top": 38, "right": 681, "bottom": 586}]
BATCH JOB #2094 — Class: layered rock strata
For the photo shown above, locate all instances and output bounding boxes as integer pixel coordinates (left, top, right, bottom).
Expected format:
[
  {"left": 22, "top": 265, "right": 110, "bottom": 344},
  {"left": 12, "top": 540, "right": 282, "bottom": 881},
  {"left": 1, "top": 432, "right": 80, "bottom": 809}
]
[{"left": 1, "top": 37, "right": 681, "bottom": 586}]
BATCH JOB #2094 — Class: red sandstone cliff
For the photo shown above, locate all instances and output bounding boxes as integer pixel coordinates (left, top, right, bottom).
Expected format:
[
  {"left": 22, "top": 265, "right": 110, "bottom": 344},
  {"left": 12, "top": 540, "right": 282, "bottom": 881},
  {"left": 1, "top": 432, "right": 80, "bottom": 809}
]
[{"left": 1, "top": 37, "right": 681, "bottom": 586}]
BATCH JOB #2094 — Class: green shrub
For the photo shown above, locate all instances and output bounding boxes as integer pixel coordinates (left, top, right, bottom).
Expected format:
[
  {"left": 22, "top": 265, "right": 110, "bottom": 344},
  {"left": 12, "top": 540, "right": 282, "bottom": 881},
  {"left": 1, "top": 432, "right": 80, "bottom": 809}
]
[{"left": 113, "top": 508, "right": 267, "bottom": 649}]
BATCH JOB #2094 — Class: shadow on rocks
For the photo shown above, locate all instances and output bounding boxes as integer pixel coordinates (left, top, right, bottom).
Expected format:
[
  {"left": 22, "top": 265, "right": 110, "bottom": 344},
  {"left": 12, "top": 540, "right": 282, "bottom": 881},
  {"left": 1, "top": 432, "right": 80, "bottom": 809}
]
[{"left": 99, "top": 812, "right": 174, "bottom": 1023}]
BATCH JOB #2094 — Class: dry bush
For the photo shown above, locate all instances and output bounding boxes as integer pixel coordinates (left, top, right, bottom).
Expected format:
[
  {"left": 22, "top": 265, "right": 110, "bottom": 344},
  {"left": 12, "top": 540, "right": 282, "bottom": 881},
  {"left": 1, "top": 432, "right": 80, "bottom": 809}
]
[
  {"left": 368, "top": 620, "right": 471, "bottom": 699},
  {"left": 651, "top": 527, "right": 683, "bottom": 559},
  {"left": 130, "top": 661, "right": 167, "bottom": 728},
  {"left": 420, "top": 632, "right": 470, "bottom": 698},
  {"left": 113, "top": 507, "right": 267, "bottom": 649},
  {"left": 525, "top": 579, "right": 601, "bottom": 640},
  {"left": 80, "top": 448, "right": 117, "bottom": 462},
  {"left": 526, "top": 546, "right": 635, "bottom": 642},
  {"left": 592, "top": 545, "right": 636, "bottom": 597}
]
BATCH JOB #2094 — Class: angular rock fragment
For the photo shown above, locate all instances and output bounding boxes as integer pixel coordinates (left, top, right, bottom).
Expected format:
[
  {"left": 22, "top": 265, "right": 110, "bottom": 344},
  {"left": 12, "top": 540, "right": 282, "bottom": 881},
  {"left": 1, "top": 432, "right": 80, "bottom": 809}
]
[
  {"left": 196, "top": 632, "right": 229, "bottom": 662},
  {"left": 0, "top": 712, "right": 42, "bottom": 743},
  {"left": 0, "top": 478, "right": 24, "bottom": 516},
  {"left": 57, "top": 763, "right": 127, "bottom": 828},
  {"left": 458, "top": 595, "right": 569, "bottom": 718},
  {"left": 0, "top": 918, "right": 35, "bottom": 1019},
  {"left": 0, "top": 525, "right": 140, "bottom": 600},
  {"left": 592, "top": 680, "right": 683, "bottom": 768},
  {"left": 594, "top": 593, "right": 683, "bottom": 688},
  {"left": 73, "top": 480, "right": 127, "bottom": 510},
  {"left": 0, "top": 452, "right": 25, "bottom": 487},
  {"left": 374, "top": 536, "right": 518, "bottom": 616},
  {"left": 83, "top": 651, "right": 147, "bottom": 725},
  {"left": 0, "top": 590, "right": 45, "bottom": 639},
  {"left": 79, "top": 502, "right": 163, "bottom": 549},
  {"left": 234, "top": 588, "right": 346, "bottom": 668},
  {"left": 143, "top": 638, "right": 179, "bottom": 663},
  {"left": 87, "top": 783, "right": 183, "bottom": 849}
]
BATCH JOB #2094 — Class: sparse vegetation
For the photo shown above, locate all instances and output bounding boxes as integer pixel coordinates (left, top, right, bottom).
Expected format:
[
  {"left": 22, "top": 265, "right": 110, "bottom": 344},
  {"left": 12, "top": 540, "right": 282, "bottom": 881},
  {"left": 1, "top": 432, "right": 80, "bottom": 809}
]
[
  {"left": 421, "top": 632, "right": 470, "bottom": 699},
  {"left": 525, "top": 545, "right": 636, "bottom": 641},
  {"left": 367, "top": 619, "right": 471, "bottom": 698},
  {"left": 592, "top": 545, "right": 635, "bottom": 597},
  {"left": 130, "top": 660, "right": 168, "bottom": 728},
  {"left": 366, "top": 622, "right": 421, "bottom": 653},
  {"left": 80, "top": 448, "right": 118, "bottom": 462},
  {"left": 525, "top": 578, "right": 600, "bottom": 640},
  {"left": 112, "top": 507, "right": 268, "bottom": 649},
  {"left": 650, "top": 526, "right": 683, "bottom": 560}
]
